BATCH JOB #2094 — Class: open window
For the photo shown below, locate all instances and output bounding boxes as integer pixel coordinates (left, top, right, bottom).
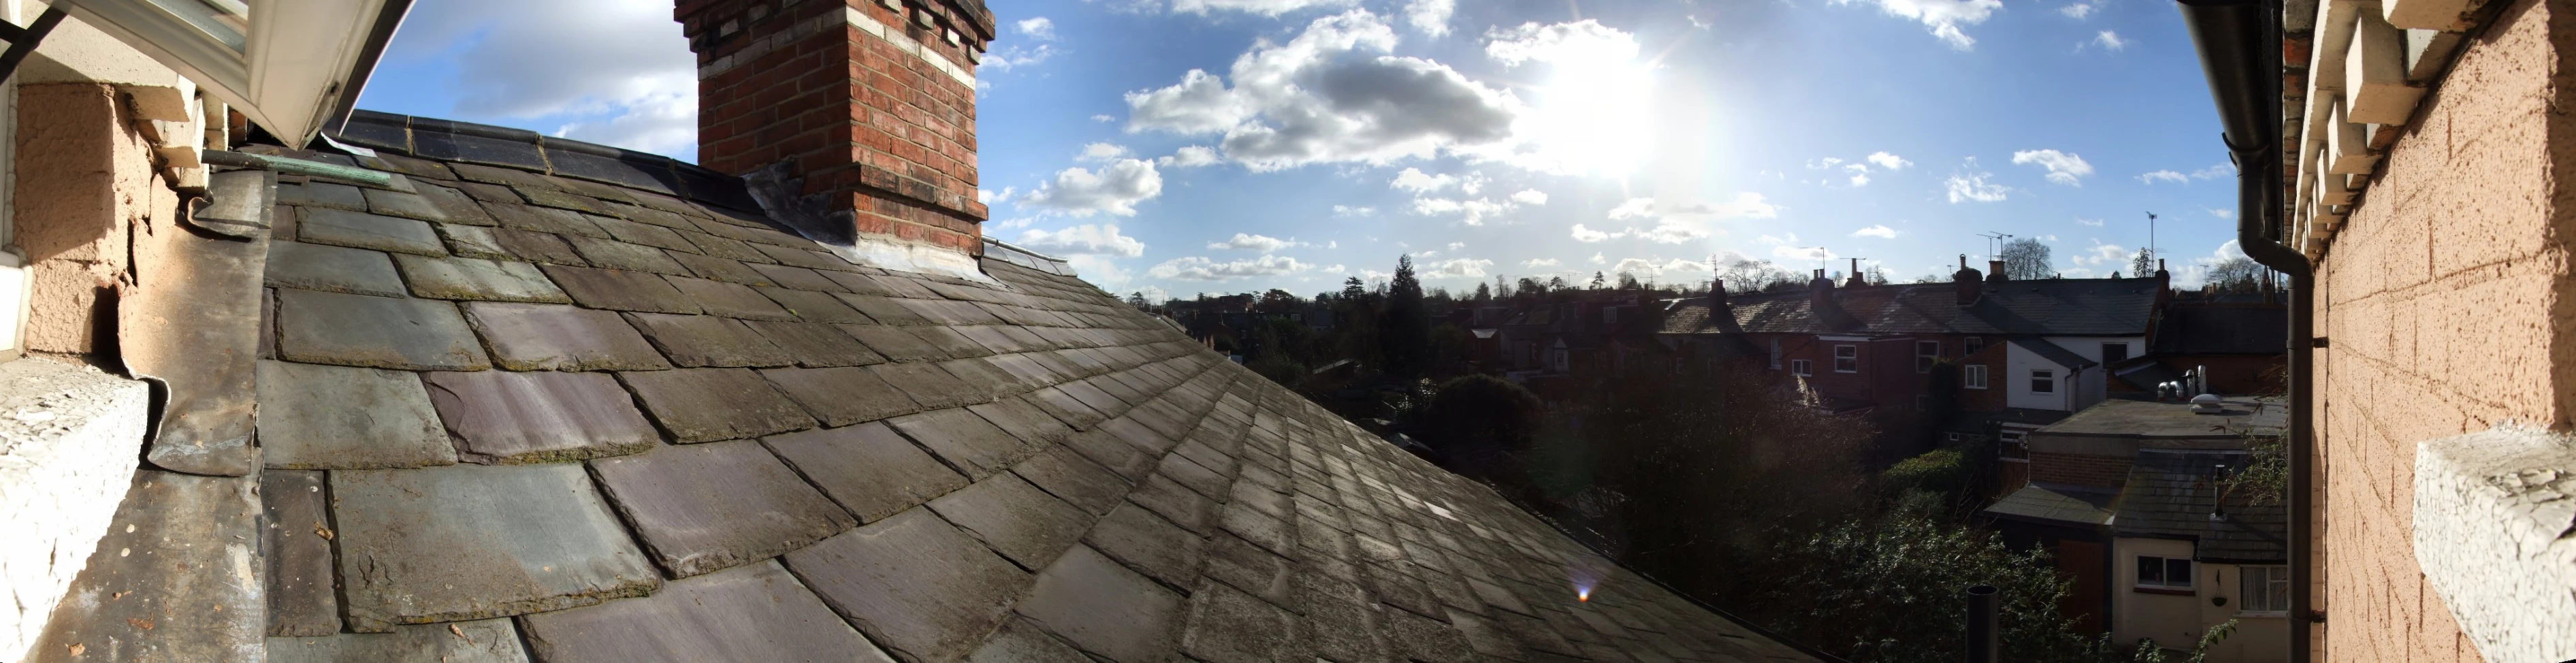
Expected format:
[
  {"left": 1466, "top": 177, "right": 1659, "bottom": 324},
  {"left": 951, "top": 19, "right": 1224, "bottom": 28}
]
[{"left": 54, "top": 0, "right": 412, "bottom": 146}]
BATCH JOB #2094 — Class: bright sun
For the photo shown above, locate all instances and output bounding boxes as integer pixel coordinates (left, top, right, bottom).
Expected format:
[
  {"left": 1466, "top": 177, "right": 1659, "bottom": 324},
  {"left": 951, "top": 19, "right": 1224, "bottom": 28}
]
[{"left": 1500, "top": 23, "right": 1658, "bottom": 178}]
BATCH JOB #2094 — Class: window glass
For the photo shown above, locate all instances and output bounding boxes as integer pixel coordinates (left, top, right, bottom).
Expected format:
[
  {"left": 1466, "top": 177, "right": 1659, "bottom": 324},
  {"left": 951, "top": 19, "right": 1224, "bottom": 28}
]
[
  {"left": 1915, "top": 340, "right": 1939, "bottom": 372},
  {"left": 1791, "top": 359, "right": 1812, "bottom": 376},
  {"left": 2136, "top": 556, "right": 2163, "bottom": 585},
  {"left": 1965, "top": 337, "right": 1984, "bottom": 354},
  {"left": 2030, "top": 369, "right": 2055, "bottom": 393},
  {"left": 1964, "top": 365, "right": 1988, "bottom": 389},
  {"left": 2240, "top": 566, "right": 2289, "bottom": 612},
  {"left": 1769, "top": 338, "right": 1782, "bottom": 369},
  {"left": 1833, "top": 345, "right": 1857, "bottom": 372},
  {"left": 2102, "top": 342, "right": 2130, "bottom": 364},
  {"left": 2137, "top": 555, "right": 2194, "bottom": 590}
]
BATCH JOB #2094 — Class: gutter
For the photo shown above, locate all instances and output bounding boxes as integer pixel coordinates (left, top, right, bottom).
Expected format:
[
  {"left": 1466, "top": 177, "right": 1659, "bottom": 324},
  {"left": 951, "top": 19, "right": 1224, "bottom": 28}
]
[{"left": 2173, "top": 0, "right": 2316, "bottom": 660}]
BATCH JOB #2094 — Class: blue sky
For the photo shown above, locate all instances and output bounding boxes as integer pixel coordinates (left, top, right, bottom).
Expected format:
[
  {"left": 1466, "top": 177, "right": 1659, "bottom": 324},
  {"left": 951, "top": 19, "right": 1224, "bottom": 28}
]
[{"left": 354, "top": 0, "right": 2247, "bottom": 301}]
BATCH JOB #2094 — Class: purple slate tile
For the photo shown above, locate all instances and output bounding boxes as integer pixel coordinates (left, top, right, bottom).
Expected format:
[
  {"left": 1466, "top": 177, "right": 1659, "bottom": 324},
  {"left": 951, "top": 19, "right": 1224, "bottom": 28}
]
[
  {"left": 926, "top": 472, "right": 1092, "bottom": 570},
  {"left": 462, "top": 302, "right": 673, "bottom": 371},
  {"left": 758, "top": 366, "right": 922, "bottom": 425},
  {"left": 779, "top": 508, "right": 1035, "bottom": 663},
  {"left": 619, "top": 368, "right": 818, "bottom": 442},
  {"left": 622, "top": 312, "right": 794, "bottom": 367},
  {"left": 423, "top": 370, "right": 660, "bottom": 464},
  {"left": 886, "top": 406, "right": 1038, "bottom": 481},
  {"left": 541, "top": 265, "right": 698, "bottom": 313},
  {"left": 516, "top": 561, "right": 892, "bottom": 663},
  {"left": 762, "top": 423, "right": 970, "bottom": 523},
  {"left": 1012, "top": 545, "right": 1187, "bottom": 663},
  {"left": 275, "top": 289, "right": 492, "bottom": 370},
  {"left": 588, "top": 440, "right": 856, "bottom": 578}
]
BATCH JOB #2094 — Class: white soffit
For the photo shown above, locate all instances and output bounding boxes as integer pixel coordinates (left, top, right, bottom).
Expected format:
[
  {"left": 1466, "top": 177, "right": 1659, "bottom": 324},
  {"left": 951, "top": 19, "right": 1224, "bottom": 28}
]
[{"left": 52, "top": 0, "right": 406, "bottom": 148}]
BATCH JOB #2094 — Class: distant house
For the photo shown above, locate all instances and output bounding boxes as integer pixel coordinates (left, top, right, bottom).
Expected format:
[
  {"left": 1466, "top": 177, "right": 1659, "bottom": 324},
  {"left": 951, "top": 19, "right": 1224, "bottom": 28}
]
[{"left": 2134, "top": 301, "right": 2287, "bottom": 395}]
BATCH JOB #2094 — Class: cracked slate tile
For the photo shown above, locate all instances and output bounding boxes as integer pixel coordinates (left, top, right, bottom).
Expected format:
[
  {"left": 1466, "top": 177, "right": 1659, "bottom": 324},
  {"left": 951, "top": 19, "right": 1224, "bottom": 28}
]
[
  {"left": 516, "top": 560, "right": 892, "bottom": 663},
  {"left": 1083, "top": 502, "right": 1206, "bottom": 591},
  {"left": 263, "top": 470, "right": 340, "bottom": 636},
  {"left": 423, "top": 370, "right": 660, "bottom": 464},
  {"left": 265, "top": 240, "right": 406, "bottom": 297},
  {"left": 619, "top": 368, "right": 817, "bottom": 442},
  {"left": 759, "top": 366, "right": 921, "bottom": 426},
  {"left": 886, "top": 406, "right": 1037, "bottom": 481},
  {"left": 762, "top": 423, "right": 969, "bottom": 523},
  {"left": 264, "top": 619, "right": 530, "bottom": 663},
  {"left": 665, "top": 276, "right": 795, "bottom": 320},
  {"left": 927, "top": 472, "right": 1092, "bottom": 570},
  {"left": 624, "top": 312, "right": 794, "bottom": 367},
  {"left": 1013, "top": 545, "right": 1187, "bottom": 663},
  {"left": 255, "top": 360, "right": 457, "bottom": 469},
  {"left": 741, "top": 319, "right": 884, "bottom": 368},
  {"left": 299, "top": 208, "right": 449, "bottom": 256},
  {"left": 757, "top": 286, "right": 873, "bottom": 323},
  {"left": 364, "top": 188, "right": 450, "bottom": 222},
  {"left": 439, "top": 223, "right": 513, "bottom": 259},
  {"left": 493, "top": 228, "right": 587, "bottom": 265},
  {"left": 541, "top": 265, "right": 698, "bottom": 314},
  {"left": 332, "top": 464, "right": 660, "bottom": 631},
  {"left": 590, "top": 440, "right": 856, "bottom": 578},
  {"left": 566, "top": 235, "right": 691, "bottom": 275},
  {"left": 394, "top": 254, "right": 570, "bottom": 302},
  {"left": 274, "top": 289, "right": 491, "bottom": 370},
  {"left": 462, "top": 302, "right": 673, "bottom": 371},
  {"left": 780, "top": 508, "right": 1033, "bottom": 663}
]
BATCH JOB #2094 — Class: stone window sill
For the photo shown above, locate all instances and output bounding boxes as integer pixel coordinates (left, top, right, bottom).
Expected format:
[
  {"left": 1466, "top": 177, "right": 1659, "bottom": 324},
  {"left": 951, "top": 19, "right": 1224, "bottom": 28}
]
[{"left": 2415, "top": 427, "right": 2576, "bottom": 663}]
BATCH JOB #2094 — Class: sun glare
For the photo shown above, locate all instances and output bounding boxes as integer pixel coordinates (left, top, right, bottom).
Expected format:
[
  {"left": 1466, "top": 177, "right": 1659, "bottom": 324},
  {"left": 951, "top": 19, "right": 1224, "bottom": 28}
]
[{"left": 1509, "top": 29, "right": 1657, "bottom": 178}]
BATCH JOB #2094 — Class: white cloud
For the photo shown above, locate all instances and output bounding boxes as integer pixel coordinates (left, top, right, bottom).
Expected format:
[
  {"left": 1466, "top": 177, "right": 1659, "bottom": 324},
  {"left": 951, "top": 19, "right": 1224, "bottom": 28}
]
[
  {"left": 1609, "top": 257, "right": 1660, "bottom": 277},
  {"left": 1846, "top": 163, "right": 1871, "bottom": 187},
  {"left": 2060, "top": 0, "right": 2099, "bottom": 18},
  {"left": 2137, "top": 169, "right": 2189, "bottom": 184},
  {"left": 1773, "top": 245, "right": 1837, "bottom": 262},
  {"left": 982, "top": 43, "right": 1060, "bottom": 73},
  {"left": 2011, "top": 149, "right": 2095, "bottom": 186},
  {"left": 1017, "top": 17, "right": 1057, "bottom": 39},
  {"left": 1332, "top": 205, "right": 1374, "bottom": 216},
  {"left": 1484, "top": 20, "right": 1640, "bottom": 67},
  {"left": 1590, "top": 252, "right": 1606, "bottom": 265},
  {"left": 1607, "top": 198, "right": 1656, "bottom": 220},
  {"left": 1852, "top": 225, "right": 1900, "bottom": 238},
  {"left": 2074, "top": 240, "right": 2129, "bottom": 266},
  {"left": 2076, "top": 218, "right": 2106, "bottom": 227},
  {"left": 2209, "top": 208, "right": 2237, "bottom": 219},
  {"left": 1091, "top": 114, "right": 1117, "bottom": 123},
  {"left": 1208, "top": 233, "right": 1298, "bottom": 252},
  {"left": 1635, "top": 224, "right": 1711, "bottom": 244},
  {"left": 1510, "top": 189, "right": 1549, "bottom": 205},
  {"left": 1167, "top": 0, "right": 1358, "bottom": 16},
  {"left": 2094, "top": 31, "right": 2128, "bottom": 50},
  {"left": 1523, "top": 258, "right": 1560, "bottom": 268},
  {"left": 1806, "top": 157, "right": 1847, "bottom": 169},
  {"left": 978, "top": 187, "right": 1017, "bottom": 204},
  {"left": 1605, "top": 194, "right": 1776, "bottom": 221},
  {"left": 1021, "top": 159, "right": 1165, "bottom": 216},
  {"left": 2192, "top": 163, "right": 2234, "bottom": 179},
  {"left": 1017, "top": 224, "right": 1147, "bottom": 257},
  {"left": 1422, "top": 258, "right": 1495, "bottom": 278},
  {"left": 1157, "top": 146, "right": 1222, "bottom": 167},
  {"left": 1078, "top": 142, "right": 1133, "bottom": 162},
  {"left": 1404, "top": 0, "right": 1455, "bottom": 37},
  {"left": 1149, "top": 255, "right": 1315, "bottom": 280},
  {"left": 1447, "top": 242, "right": 1466, "bottom": 250},
  {"left": 1867, "top": 152, "right": 1912, "bottom": 169},
  {"left": 1571, "top": 223, "right": 1612, "bottom": 242},
  {"left": 1833, "top": 0, "right": 2003, "bottom": 50},
  {"left": 389, "top": 0, "right": 701, "bottom": 157},
  {"left": 1125, "top": 12, "right": 1519, "bottom": 171},
  {"left": 1391, "top": 167, "right": 1460, "bottom": 193},
  {"left": 1408, "top": 197, "right": 1515, "bottom": 225}
]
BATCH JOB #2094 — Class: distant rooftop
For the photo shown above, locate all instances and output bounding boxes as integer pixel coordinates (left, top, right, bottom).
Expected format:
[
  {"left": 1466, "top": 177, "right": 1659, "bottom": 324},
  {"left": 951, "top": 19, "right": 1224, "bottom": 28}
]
[{"left": 2031, "top": 397, "right": 2285, "bottom": 442}]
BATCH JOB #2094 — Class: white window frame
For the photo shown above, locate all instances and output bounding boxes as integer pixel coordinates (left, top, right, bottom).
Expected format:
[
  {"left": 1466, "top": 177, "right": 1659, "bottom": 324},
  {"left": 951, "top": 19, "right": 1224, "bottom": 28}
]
[
  {"left": 2238, "top": 565, "right": 2289, "bottom": 615},
  {"left": 2029, "top": 368, "right": 2056, "bottom": 393},
  {"left": 1964, "top": 336, "right": 1984, "bottom": 355},
  {"left": 1833, "top": 344, "right": 1858, "bottom": 373},
  {"left": 58, "top": 0, "right": 407, "bottom": 147},
  {"left": 2102, "top": 341, "right": 2131, "bottom": 364},
  {"left": 2136, "top": 554, "right": 2195, "bottom": 592},
  {"left": 1915, "top": 340, "right": 1939, "bottom": 373},
  {"left": 1964, "top": 365, "right": 1989, "bottom": 389},
  {"left": 1790, "top": 359, "right": 1812, "bottom": 377}
]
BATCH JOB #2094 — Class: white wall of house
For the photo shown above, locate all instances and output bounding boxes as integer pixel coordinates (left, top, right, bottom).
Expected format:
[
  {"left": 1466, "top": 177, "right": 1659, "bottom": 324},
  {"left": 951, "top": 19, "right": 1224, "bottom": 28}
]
[
  {"left": 2110, "top": 536, "right": 2290, "bottom": 663},
  {"left": 2006, "top": 342, "right": 2074, "bottom": 410},
  {"left": 2041, "top": 336, "right": 2147, "bottom": 365}
]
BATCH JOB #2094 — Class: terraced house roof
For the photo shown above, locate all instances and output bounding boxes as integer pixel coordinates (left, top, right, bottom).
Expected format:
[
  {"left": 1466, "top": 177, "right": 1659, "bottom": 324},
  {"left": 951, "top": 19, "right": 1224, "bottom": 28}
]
[
  {"left": 32, "top": 120, "right": 1821, "bottom": 662},
  {"left": 1659, "top": 278, "right": 2163, "bottom": 338}
]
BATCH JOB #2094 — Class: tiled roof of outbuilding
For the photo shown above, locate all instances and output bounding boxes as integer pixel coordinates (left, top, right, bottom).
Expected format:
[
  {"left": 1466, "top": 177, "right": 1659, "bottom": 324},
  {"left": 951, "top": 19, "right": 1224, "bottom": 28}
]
[
  {"left": 33, "top": 116, "right": 1826, "bottom": 662},
  {"left": 2112, "top": 451, "right": 2288, "bottom": 564},
  {"left": 1660, "top": 279, "right": 2162, "bottom": 338}
]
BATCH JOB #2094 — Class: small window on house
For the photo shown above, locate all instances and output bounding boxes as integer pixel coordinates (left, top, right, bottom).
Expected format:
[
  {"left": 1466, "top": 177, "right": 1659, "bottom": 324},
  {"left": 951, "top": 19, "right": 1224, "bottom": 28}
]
[
  {"left": 1916, "top": 340, "right": 1940, "bottom": 373},
  {"left": 2102, "top": 342, "right": 2130, "bottom": 364},
  {"left": 1964, "top": 365, "right": 1989, "bottom": 389},
  {"left": 1965, "top": 337, "right": 1984, "bottom": 355},
  {"left": 1833, "top": 345, "right": 1858, "bottom": 372},
  {"left": 2239, "top": 566, "right": 2289, "bottom": 613},
  {"left": 1769, "top": 338, "right": 1782, "bottom": 370},
  {"left": 2136, "top": 555, "right": 2194, "bottom": 592},
  {"left": 2029, "top": 369, "right": 2055, "bottom": 393},
  {"left": 1790, "top": 359, "right": 1812, "bottom": 376}
]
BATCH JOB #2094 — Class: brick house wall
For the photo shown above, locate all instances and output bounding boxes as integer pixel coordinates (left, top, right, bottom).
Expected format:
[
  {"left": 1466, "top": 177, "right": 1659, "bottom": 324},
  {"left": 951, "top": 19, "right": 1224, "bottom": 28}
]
[{"left": 1957, "top": 342, "right": 2010, "bottom": 413}]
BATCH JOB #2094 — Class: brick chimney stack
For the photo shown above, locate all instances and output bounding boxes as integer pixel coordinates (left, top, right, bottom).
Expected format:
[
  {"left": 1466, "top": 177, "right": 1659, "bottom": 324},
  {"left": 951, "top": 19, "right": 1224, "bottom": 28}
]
[
  {"left": 1844, "top": 258, "right": 1867, "bottom": 288},
  {"left": 676, "top": 0, "right": 996, "bottom": 256},
  {"left": 1988, "top": 259, "right": 2009, "bottom": 282},
  {"left": 1953, "top": 255, "right": 1982, "bottom": 306}
]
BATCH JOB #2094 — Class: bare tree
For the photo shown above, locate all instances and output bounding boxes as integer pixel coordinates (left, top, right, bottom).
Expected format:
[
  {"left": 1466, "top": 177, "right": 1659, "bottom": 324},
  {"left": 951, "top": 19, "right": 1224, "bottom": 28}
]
[
  {"left": 2129, "top": 247, "right": 2156, "bottom": 278},
  {"left": 2205, "top": 257, "right": 2264, "bottom": 293},
  {"left": 2000, "top": 238, "right": 2053, "bottom": 280}
]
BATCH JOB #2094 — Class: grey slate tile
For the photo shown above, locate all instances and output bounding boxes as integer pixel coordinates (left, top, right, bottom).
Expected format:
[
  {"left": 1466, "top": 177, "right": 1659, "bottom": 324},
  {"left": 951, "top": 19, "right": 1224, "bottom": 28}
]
[
  {"left": 968, "top": 617, "right": 1095, "bottom": 663},
  {"left": 332, "top": 464, "right": 660, "bottom": 631},
  {"left": 763, "top": 423, "right": 970, "bottom": 523},
  {"left": 488, "top": 201, "right": 607, "bottom": 237},
  {"left": 868, "top": 361, "right": 988, "bottom": 408},
  {"left": 619, "top": 368, "right": 817, "bottom": 442},
  {"left": 439, "top": 223, "right": 513, "bottom": 259},
  {"left": 911, "top": 326, "right": 997, "bottom": 358},
  {"left": 462, "top": 302, "right": 673, "bottom": 371},
  {"left": 1381, "top": 607, "right": 1477, "bottom": 663},
  {"left": 1014, "top": 545, "right": 1187, "bottom": 663},
  {"left": 759, "top": 366, "right": 921, "bottom": 425},
  {"left": 745, "top": 263, "right": 843, "bottom": 291},
  {"left": 742, "top": 319, "right": 884, "bottom": 368},
  {"left": 780, "top": 508, "right": 1034, "bottom": 663},
  {"left": 1206, "top": 532, "right": 1297, "bottom": 607},
  {"left": 1061, "top": 428, "right": 1156, "bottom": 481},
  {"left": 666, "top": 276, "right": 796, "bottom": 320},
  {"left": 1127, "top": 473, "right": 1217, "bottom": 535},
  {"left": 264, "top": 619, "right": 531, "bottom": 663},
  {"left": 275, "top": 289, "right": 492, "bottom": 370},
  {"left": 265, "top": 240, "right": 406, "bottom": 297},
  {"left": 414, "top": 183, "right": 498, "bottom": 225},
  {"left": 666, "top": 251, "right": 769, "bottom": 285},
  {"left": 758, "top": 286, "right": 873, "bottom": 323},
  {"left": 886, "top": 406, "right": 1037, "bottom": 481},
  {"left": 1012, "top": 445, "right": 1130, "bottom": 516},
  {"left": 590, "top": 440, "right": 856, "bottom": 578},
  {"left": 566, "top": 234, "right": 689, "bottom": 275},
  {"left": 623, "top": 312, "right": 794, "bottom": 368},
  {"left": 927, "top": 472, "right": 1093, "bottom": 570},
  {"left": 261, "top": 470, "right": 340, "bottom": 636},
  {"left": 364, "top": 188, "right": 450, "bottom": 221},
  {"left": 255, "top": 360, "right": 458, "bottom": 469},
  {"left": 493, "top": 228, "right": 587, "bottom": 265},
  {"left": 1084, "top": 502, "right": 1206, "bottom": 591},
  {"left": 835, "top": 294, "right": 931, "bottom": 325},
  {"left": 1180, "top": 579, "right": 1310, "bottom": 663},
  {"left": 590, "top": 214, "right": 701, "bottom": 253},
  {"left": 394, "top": 254, "right": 570, "bottom": 303},
  {"left": 516, "top": 561, "right": 893, "bottom": 663},
  {"left": 1026, "top": 387, "right": 1108, "bottom": 430},
  {"left": 278, "top": 181, "right": 366, "bottom": 210},
  {"left": 541, "top": 265, "right": 698, "bottom": 313},
  {"left": 26, "top": 472, "right": 265, "bottom": 662},
  {"left": 299, "top": 208, "right": 448, "bottom": 255},
  {"left": 423, "top": 370, "right": 660, "bottom": 464},
  {"left": 754, "top": 244, "right": 850, "bottom": 271},
  {"left": 837, "top": 323, "right": 949, "bottom": 362}
]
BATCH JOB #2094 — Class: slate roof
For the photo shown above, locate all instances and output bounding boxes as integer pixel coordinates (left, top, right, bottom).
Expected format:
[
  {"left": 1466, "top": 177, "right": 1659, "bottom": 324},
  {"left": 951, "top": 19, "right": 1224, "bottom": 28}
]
[
  {"left": 2110, "top": 451, "right": 2288, "bottom": 564},
  {"left": 1659, "top": 279, "right": 2162, "bottom": 338},
  {"left": 35, "top": 116, "right": 1826, "bottom": 662},
  {"left": 1982, "top": 483, "right": 2117, "bottom": 527},
  {"left": 2148, "top": 304, "right": 2288, "bottom": 355},
  {"left": 2011, "top": 336, "right": 2098, "bottom": 370}
]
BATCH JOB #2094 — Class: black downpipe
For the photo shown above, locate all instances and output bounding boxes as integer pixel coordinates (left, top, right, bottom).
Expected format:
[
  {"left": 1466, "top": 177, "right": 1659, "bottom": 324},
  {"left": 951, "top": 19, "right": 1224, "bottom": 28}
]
[{"left": 2176, "top": 1, "right": 2316, "bottom": 661}]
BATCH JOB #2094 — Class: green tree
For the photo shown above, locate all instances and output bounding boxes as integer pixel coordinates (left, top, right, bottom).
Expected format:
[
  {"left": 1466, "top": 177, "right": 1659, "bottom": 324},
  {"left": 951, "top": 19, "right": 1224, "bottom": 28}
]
[
  {"left": 2130, "top": 247, "right": 2157, "bottom": 278},
  {"left": 1379, "top": 255, "right": 1432, "bottom": 381},
  {"left": 1419, "top": 374, "right": 1544, "bottom": 477}
]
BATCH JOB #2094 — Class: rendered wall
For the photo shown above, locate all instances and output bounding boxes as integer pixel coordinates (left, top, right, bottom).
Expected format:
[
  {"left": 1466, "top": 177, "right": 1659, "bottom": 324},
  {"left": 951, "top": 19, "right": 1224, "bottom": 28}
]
[{"left": 2307, "top": 0, "right": 2570, "bottom": 657}]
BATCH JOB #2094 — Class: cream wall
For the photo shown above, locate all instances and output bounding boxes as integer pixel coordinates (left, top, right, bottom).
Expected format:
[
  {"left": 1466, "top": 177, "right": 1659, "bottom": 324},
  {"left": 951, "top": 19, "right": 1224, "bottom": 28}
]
[{"left": 2110, "top": 537, "right": 2291, "bottom": 662}]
